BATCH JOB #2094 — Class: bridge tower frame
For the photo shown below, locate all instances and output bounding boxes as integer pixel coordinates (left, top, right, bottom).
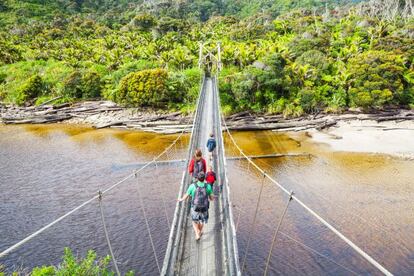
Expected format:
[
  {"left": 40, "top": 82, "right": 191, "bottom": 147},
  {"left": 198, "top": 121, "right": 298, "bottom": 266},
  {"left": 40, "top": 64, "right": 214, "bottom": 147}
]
[{"left": 198, "top": 42, "right": 222, "bottom": 74}]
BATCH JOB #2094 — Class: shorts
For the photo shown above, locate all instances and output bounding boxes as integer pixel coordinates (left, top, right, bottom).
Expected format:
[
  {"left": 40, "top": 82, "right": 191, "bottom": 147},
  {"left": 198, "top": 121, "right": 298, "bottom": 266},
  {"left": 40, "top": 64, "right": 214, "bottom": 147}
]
[{"left": 191, "top": 207, "right": 209, "bottom": 224}]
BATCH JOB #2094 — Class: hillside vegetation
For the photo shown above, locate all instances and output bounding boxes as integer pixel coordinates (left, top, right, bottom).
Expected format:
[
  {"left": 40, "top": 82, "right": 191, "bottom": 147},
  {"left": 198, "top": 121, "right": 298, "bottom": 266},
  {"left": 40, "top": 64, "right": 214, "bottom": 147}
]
[{"left": 0, "top": 0, "right": 413, "bottom": 116}]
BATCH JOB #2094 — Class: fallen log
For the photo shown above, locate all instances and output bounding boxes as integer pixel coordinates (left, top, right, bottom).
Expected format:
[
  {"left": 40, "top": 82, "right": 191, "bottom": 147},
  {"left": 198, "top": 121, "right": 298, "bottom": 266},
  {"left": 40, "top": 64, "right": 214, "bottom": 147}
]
[
  {"left": 38, "top": 96, "right": 63, "bottom": 107},
  {"left": 227, "top": 153, "right": 312, "bottom": 160},
  {"left": 316, "top": 120, "right": 337, "bottom": 131},
  {"left": 226, "top": 118, "right": 329, "bottom": 131},
  {"left": 146, "top": 111, "right": 182, "bottom": 122},
  {"left": 226, "top": 111, "right": 251, "bottom": 120},
  {"left": 376, "top": 115, "right": 414, "bottom": 122},
  {"left": 94, "top": 121, "right": 125, "bottom": 129},
  {"left": 53, "top": 103, "right": 71, "bottom": 110}
]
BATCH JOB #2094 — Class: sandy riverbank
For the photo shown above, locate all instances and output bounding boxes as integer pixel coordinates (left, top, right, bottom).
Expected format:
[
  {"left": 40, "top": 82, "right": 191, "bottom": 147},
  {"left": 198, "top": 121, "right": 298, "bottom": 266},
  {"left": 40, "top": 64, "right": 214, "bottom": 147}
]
[{"left": 301, "top": 119, "right": 414, "bottom": 159}]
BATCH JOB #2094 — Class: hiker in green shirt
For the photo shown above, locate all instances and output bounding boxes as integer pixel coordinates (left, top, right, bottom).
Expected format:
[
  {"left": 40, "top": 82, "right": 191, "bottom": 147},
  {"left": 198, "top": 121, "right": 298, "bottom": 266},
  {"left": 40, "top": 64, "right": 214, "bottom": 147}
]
[{"left": 178, "top": 172, "right": 213, "bottom": 241}]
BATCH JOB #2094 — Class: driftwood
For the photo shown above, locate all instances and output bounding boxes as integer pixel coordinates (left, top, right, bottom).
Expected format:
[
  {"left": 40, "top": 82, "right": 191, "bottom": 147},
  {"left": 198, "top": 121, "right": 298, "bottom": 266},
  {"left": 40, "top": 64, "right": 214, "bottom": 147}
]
[
  {"left": 227, "top": 153, "right": 312, "bottom": 160},
  {"left": 0, "top": 101, "right": 125, "bottom": 125},
  {"left": 226, "top": 118, "right": 335, "bottom": 131},
  {"left": 376, "top": 115, "right": 414, "bottom": 122},
  {"left": 2, "top": 100, "right": 413, "bottom": 134},
  {"left": 38, "top": 96, "right": 63, "bottom": 107}
]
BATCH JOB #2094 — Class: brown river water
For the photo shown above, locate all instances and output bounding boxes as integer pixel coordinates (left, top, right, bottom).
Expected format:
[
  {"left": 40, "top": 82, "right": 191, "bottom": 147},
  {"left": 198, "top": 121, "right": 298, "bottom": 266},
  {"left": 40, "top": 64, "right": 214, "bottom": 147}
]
[{"left": 0, "top": 124, "right": 413, "bottom": 275}]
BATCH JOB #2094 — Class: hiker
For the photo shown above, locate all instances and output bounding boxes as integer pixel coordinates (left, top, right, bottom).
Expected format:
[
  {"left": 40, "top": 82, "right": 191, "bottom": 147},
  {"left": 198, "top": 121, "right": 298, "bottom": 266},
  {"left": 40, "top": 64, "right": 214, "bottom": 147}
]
[
  {"left": 205, "top": 165, "right": 216, "bottom": 190},
  {"left": 206, "top": 133, "right": 216, "bottom": 161},
  {"left": 178, "top": 172, "right": 213, "bottom": 241},
  {"left": 188, "top": 148, "right": 206, "bottom": 182}
]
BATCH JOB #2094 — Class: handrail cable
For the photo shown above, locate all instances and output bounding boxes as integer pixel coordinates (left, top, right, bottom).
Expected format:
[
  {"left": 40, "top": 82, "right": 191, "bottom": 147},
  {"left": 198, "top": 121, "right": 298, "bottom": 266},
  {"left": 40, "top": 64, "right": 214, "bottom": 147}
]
[
  {"left": 0, "top": 122, "right": 191, "bottom": 259},
  {"left": 221, "top": 115, "right": 393, "bottom": 276}
]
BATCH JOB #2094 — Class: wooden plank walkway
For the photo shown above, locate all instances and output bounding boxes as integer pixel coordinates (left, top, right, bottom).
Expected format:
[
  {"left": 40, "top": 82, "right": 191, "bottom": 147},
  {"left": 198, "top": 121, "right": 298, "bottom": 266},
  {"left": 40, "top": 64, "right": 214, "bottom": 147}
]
[
  {"left": 162, "top": 76, "right": 240, "bottom": 276},
  {"left": 177, "top": 78, "right": 223, "bottom": 275}
]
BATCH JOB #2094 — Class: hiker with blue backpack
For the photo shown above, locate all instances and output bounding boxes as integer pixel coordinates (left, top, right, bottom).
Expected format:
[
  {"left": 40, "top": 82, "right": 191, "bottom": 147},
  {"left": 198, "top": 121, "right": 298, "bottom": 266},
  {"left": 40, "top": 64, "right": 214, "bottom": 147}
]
[
  {"left": 178, "top": 171, "right": 213, "bottom": 241},
  {"left": 206, "top": 133, "right": 217, "bottom": 161}
]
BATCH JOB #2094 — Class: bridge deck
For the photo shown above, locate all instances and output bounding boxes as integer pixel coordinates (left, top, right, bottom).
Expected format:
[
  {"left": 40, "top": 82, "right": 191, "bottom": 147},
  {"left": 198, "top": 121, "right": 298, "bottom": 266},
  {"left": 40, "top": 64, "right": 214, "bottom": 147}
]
[
  {"left": 162, "top": 76, "right": 240, "bottom": 276},
  {"left": 177, "top": 78, "right": 223, "bottom": 275}
]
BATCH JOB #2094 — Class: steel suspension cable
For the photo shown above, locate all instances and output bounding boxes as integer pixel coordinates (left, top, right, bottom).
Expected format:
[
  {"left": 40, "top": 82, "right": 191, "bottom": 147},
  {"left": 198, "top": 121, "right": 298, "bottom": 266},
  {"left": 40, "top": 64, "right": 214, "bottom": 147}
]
[
  {"left": 134, "top": 172, "right": 160, "bottom": 273},
  {"left": 264, "top": 191, "right": 294, "bottom": 276},
  {"left": 221, "top": 115, "right": 393, "bottom": 276},
  {"left": 98, "top": 191, "right": 121, "bottom": 276},
  {"left": 241, "top": 173, "right": 266, "bottom": 273}
]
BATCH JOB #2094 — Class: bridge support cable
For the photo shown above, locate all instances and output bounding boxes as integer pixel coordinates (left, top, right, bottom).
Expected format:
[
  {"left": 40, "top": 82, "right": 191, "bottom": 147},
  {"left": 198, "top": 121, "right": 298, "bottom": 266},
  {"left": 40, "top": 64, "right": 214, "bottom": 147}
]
[
  {"left": 234, "top": 206, "right": 359, "bottom": 275},
  {"left": 221, "top": 116, "right": 394, "bottom": 276},
  {"left": 134, "top": 172, "right": 161, "bottom": 273},
  {"left": 264, "top": 191, "right": 294, "bottom": 276},
  {"left": 154, "top": 161, "right": 171, "bottom": 230},
  {"left": 98, "top": 191, "right": 121, "bottom": 276},
  {"left": 0, "top": 116, "right": 191, "bottom": 259},
  {"left": 241, "top": 173, "right": 266, "bottom": 273}
]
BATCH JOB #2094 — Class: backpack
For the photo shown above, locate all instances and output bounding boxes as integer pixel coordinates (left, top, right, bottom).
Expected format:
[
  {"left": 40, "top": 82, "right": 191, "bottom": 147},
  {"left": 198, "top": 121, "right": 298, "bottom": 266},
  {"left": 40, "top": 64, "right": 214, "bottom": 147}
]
[
  {"left": 193, "top": 159, "right": 204, "bottom": 177},
  {"left": 193, "top": 184, "right": 209, "bottom": 212},
  {"left": 207, "top": 139, "right": 216, "bottom": 152},
  {"left": 206, "top": 171, "right": 216, "bottom": 184}
]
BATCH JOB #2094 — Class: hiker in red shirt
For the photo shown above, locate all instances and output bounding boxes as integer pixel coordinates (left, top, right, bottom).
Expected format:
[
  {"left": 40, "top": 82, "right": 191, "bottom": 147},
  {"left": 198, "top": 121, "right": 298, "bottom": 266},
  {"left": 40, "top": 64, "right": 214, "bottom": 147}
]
[
  {"left": 188, "top": 149, "right": 206, "bottom": 182},
  {"left": 205, "top": 165, "right": 216, "bottom": 190}
]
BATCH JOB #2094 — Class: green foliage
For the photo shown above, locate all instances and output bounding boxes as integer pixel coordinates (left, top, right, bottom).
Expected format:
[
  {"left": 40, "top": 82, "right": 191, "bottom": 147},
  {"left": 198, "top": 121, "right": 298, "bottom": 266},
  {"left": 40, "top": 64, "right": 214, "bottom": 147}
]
[
  {"left": 0, "top": 39, "right": 22, "bottom": 65},
  {"left": 115, "top": 67, "right": 201, "bottom": 108},
  {"left": 116, "top": 68, "right": 171, "bottom": 107},
  {"left": 57, "top": 69, "right": 103, "bottom": 99},
  {"left": 132, "top": 14, "right": 157, "bottom": 31},
  {"left": 30, "top": 247, "right": 131, "bottom": 276},
  {"left": 15, "top": 75, "right": 44, "bottom": 105},
  {"left": 102, "top": 60, "right": 159, "bottom": 101},
  {"left": 347, "top": 50, "right": 408, "bottom": 108},
  {"left": 0, "top": 0, "right": 412, "bottom": 115},
  {"left": 167, "top": 67, "right": 202, "bottom": 106}
]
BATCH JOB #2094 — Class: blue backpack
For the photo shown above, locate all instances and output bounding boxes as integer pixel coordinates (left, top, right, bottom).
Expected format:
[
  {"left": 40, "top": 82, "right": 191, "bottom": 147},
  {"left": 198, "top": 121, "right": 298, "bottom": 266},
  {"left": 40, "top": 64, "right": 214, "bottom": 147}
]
[{"left": 207, "top": 138, "right": 216, "bottom": 152}]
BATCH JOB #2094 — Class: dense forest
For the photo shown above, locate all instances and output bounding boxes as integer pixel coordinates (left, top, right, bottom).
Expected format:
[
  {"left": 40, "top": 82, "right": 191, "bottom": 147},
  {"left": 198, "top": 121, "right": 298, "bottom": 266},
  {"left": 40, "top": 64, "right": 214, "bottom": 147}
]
[{"left": 0, "top": 0, "right": 413, "bottom": 117}]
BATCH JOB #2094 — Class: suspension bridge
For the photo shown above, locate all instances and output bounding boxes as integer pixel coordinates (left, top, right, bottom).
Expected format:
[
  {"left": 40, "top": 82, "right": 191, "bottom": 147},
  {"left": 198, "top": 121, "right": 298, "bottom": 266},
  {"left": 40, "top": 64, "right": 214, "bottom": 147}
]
[{"left": 0, "top": 45, "right": 395, "bottom": 276}]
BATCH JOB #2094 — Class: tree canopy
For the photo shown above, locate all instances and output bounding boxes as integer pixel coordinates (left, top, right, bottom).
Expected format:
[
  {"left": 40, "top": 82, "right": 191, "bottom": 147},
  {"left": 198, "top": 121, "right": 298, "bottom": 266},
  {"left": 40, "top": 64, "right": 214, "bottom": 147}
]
[{"left": 0, "top": 0, "right": 412, "bottom": 115}]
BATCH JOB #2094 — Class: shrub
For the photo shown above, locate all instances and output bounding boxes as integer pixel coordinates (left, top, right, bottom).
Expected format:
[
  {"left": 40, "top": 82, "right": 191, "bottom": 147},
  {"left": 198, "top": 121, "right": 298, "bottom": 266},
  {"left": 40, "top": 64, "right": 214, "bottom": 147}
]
[
  {"left": 167, "top": 68, "right": 201, "bottom": 105},
  {"left": 102, "top": 60, "right": 159, "bottom": 101},
  {"left": 267, "top": 98, "right": 286, "bottom": 114},
  {"left": 62, "top": 71, "right": 83, "bottom": 98},
  {"left": 15, "top": 75, "right": 44, "bottom": 105},
  {"left": 0, "top": 72, "right": 6, "bottom": 84},
  {"left": 27, "top": 248, "right": 134, "bottom": 276},
  {"left": 347, "top": 50, "right": 407, "bottom": 108},
  {"left": 116, "top": 68, "right": 174, "bottom": 107},
  {"left": 81, "top": 71, "right": 102, "bottom": 99},
  {"left": 132, "top": 14, "right": 157, "bottom": 31},
  {"left": 62, "top": 70, "right": 102, "bottom": 99}
]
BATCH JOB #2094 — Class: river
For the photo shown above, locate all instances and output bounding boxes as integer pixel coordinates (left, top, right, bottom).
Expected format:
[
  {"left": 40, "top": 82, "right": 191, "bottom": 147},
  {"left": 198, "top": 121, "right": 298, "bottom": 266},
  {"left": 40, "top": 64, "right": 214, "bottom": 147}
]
[{"left": 0, "top": 124, "right": 413, "bottom": 275}]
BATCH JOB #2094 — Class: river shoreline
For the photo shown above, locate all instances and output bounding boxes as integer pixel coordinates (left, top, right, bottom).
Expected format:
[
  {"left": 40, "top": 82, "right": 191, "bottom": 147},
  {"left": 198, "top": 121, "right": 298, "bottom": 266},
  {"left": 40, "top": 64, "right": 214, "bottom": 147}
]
[{"left": 1, "top": 101, "right": 414, "bottom": 137}]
